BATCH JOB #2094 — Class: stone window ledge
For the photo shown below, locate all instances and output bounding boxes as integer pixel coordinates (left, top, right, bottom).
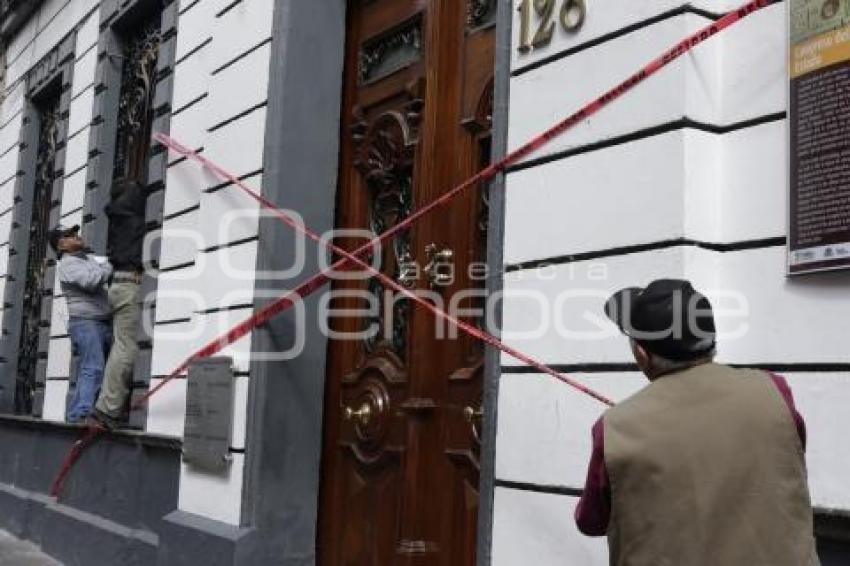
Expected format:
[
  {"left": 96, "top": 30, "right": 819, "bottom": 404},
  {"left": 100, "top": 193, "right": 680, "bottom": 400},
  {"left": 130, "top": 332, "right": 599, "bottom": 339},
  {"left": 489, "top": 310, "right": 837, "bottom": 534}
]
[{"left": 0, "top": 413, "right": 181, "bottom": 451}]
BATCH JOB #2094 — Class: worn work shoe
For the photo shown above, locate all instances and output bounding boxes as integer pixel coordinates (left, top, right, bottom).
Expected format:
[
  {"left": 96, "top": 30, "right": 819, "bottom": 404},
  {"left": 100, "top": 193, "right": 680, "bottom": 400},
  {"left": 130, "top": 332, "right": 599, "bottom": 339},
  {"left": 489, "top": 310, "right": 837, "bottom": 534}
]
[{"left": 88, "top": 409, "right": 122, "bottom": 431}]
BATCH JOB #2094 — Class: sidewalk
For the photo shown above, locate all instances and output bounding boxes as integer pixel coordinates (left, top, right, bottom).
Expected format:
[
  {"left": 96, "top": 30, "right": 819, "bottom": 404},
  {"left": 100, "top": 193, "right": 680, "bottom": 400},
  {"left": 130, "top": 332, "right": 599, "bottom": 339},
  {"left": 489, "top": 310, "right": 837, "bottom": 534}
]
[{"left": 0, "top": 530, "right": 62, "bottom": 565}]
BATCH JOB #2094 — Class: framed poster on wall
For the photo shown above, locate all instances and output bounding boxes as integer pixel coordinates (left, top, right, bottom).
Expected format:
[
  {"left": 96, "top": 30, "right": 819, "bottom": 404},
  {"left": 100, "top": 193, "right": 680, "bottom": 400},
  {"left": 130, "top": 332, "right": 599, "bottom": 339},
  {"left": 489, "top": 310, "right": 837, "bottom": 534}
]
[{"left": 788, "top": 0, "right": 850, "bottom": 274}]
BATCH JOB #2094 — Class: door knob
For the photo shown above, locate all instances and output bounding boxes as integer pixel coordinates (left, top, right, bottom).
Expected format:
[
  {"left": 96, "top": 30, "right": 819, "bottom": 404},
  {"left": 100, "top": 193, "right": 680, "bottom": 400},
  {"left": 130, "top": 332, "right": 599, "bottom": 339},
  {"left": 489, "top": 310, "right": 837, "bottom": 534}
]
[{"left": 344, "top": 402, "right": 373, "bottom": 426}]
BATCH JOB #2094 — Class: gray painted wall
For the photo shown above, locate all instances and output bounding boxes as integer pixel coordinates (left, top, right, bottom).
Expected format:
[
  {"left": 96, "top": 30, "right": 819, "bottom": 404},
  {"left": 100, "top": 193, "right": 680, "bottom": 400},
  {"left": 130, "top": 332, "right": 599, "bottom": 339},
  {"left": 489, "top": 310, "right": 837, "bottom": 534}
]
[
  {"left": 0, "top": 417, "right": 181, "bottom": 566},
  {"left": 476, "top": 0, "right": 512, "bottom": 564},
  {"left": 240, "top": 0, "right": 346, "bottom": 562}
]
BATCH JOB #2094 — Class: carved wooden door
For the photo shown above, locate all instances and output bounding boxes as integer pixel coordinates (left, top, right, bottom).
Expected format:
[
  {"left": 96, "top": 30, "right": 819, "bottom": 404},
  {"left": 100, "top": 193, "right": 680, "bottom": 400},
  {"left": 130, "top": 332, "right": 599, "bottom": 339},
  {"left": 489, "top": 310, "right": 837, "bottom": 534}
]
[{"left": 318, "top": 1, "right": 496, "bottom": 564}]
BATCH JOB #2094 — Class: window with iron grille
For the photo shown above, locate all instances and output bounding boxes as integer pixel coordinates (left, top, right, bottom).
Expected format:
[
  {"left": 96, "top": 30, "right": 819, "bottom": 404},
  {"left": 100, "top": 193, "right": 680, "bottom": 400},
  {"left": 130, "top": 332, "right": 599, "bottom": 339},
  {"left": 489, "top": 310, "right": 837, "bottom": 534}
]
[
  {"left": 60, "top": 0, "right": 178, "bottom": 425},
  {"left": 111, "top": 14, "right": 161, "bottom": 189},
  {"left": 14, "top": 91, "right": 60, "bottom": 414}
]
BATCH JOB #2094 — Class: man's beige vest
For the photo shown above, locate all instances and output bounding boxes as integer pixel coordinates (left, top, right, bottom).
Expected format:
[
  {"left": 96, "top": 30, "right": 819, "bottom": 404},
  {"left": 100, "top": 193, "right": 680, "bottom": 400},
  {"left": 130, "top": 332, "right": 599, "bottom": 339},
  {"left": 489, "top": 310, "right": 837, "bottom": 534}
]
[{"left": 604, "top": 363, "right": 819, "bottom": 566}]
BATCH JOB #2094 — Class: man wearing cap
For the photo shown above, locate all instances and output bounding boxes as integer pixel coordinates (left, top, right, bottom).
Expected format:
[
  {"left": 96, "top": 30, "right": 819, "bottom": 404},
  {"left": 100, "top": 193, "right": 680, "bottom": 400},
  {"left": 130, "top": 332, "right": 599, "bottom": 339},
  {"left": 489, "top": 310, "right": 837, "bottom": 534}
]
[
  {"left": 575, "top": 279, "right": 819, "bottom": 566},
  {"left": 50, "top": 225, "right": 113, "bottom": 423},
  {"left": 92, "top": 179, "right": 147, "bottom": 429}
]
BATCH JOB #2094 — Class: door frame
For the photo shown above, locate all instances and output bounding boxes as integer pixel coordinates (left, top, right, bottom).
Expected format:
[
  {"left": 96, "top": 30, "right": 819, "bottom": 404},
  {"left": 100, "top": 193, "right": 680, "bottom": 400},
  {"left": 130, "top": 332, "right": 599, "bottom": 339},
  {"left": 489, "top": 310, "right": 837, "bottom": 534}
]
[
  {"left": 239, "top": 1, "right": 512, "bottom": 564},
  {"left": 474, "top": 0, "right": 513, "bottom": 561}
]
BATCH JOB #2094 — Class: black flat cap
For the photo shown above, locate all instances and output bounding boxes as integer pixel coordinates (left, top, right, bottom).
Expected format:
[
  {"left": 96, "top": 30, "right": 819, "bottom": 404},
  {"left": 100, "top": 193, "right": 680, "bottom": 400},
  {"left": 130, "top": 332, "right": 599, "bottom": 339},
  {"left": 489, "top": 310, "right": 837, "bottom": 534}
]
[{"left": 604, "top": 279, "right": 716, "bottom": 361}]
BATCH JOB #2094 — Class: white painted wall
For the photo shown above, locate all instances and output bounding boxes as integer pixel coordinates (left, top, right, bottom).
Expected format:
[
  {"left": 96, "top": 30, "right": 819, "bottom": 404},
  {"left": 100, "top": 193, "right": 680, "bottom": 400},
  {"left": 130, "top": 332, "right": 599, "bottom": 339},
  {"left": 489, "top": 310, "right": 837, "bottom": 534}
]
[
  {"left": 0, "top": 54, "right": 24, "bottom": 345},
  {"left": 0, "top": 0, "right": 100, "bottom": 422},
  {"left": 495, "top": 1, "right": 850, "bottom": 564},
  {"left": 1, "top": 0, "right": 274, "bottom": 528},
  {"left": 146, "top": 0, "right": 275, "bottom": 527},
  {"left": 4, "top": 0, "right": 99, "bottom": 89}
]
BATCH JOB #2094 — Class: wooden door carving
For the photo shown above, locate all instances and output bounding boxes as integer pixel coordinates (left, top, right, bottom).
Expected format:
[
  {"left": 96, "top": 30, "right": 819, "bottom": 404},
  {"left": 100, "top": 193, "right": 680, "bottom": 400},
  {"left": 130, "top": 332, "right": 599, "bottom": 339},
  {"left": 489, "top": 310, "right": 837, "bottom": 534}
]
[{"left": 319, "top": 2, "right": 495, "bottom": 564}]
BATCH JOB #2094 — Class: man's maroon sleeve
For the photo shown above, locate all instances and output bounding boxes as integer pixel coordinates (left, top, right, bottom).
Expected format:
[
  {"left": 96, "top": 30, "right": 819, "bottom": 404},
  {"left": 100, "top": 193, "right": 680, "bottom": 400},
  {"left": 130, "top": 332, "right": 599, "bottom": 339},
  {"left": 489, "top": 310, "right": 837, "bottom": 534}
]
[
  {"left": 574, "top": 416, "right": 611, "bottom": 536},
  {"left": 768, "top": 372, "right": 807, "bottom": 451}
]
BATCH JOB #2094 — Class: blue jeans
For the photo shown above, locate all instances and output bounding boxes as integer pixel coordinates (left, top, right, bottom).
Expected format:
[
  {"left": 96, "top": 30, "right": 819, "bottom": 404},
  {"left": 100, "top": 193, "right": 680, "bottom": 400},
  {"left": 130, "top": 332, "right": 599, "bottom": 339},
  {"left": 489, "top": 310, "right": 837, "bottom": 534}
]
[{"left": 67, "top": 317, "right": 112, "bottom": 423}]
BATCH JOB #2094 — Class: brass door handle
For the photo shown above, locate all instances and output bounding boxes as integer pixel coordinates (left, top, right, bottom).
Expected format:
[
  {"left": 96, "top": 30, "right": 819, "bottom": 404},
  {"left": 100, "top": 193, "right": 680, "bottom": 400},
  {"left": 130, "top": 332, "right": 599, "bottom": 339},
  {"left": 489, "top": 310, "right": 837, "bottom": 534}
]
[
  {"left": 424, "top": 243, "right": 454, "bottom": 288},
  {"left": 344, "top": 402, "right": 373, "bottom": 427},
  {"left": 396, "top": 250, "right": 417, "bottom": 288},
  {"left": 463, "top": 406, "right": 483, "bottom": 423},
  {"left": 397, "top": 263, "right": 418, "bottom": 288},
  {"left": 464, "top": 405, "right": 483, "bottom": 443}
]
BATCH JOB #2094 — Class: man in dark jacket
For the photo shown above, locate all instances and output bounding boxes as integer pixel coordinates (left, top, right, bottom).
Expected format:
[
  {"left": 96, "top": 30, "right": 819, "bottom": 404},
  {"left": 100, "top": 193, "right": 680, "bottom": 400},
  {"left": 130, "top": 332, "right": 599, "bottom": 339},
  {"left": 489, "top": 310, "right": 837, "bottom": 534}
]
[
  {"left": 50, "top": 225, "right": 113, "bottom": 423},
  {"left": 92, "top": 180, "right": 147, "bottom": 428},
  {"left": 575, "top": 279, "right": 819, "bottom": 566}
]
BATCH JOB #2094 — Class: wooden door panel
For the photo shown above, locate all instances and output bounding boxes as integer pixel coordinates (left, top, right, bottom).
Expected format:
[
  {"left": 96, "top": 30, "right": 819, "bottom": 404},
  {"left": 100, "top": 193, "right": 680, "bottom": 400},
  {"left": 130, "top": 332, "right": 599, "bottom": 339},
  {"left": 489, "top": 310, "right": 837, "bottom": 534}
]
[
  {"left": 360, "top": 2, "right": 422, "bottom": 42},
  {"left": 339, "top": 352, "right": 408, "bottom": 466},
  {"left": 319, "top": 1, "right": 495, "bottom": 563},
  {"left": 443, "top": 456, "right": 480, "bottom": 566},
  {"left": 338, "top": 455, "right": 404, "bottom": 566},
  {"left": 320, "top": 2, "right": 426, "bottom": 561}
]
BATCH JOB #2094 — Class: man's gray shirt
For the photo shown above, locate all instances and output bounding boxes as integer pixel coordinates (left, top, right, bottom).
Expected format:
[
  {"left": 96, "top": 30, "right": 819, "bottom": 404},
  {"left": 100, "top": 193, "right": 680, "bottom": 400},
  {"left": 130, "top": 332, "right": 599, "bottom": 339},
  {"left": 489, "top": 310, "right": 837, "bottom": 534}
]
[{"left": 58, "top": 252, "right": 113, "bottom": 320}]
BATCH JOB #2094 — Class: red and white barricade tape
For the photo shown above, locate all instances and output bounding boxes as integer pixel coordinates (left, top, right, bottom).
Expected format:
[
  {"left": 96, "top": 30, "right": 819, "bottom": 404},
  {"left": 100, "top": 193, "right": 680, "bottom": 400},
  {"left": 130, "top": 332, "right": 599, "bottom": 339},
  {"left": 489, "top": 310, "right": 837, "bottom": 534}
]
[{"left": 49, "top": 0, "right": 778, "bottom": 497}]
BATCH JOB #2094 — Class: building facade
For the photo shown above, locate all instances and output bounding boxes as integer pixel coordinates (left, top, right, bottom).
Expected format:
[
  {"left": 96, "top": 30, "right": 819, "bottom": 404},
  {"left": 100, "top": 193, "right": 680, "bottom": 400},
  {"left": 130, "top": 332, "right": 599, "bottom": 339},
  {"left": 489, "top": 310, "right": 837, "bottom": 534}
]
[{"left": 0, "top": 0, "right": 847, "bottom": 565}]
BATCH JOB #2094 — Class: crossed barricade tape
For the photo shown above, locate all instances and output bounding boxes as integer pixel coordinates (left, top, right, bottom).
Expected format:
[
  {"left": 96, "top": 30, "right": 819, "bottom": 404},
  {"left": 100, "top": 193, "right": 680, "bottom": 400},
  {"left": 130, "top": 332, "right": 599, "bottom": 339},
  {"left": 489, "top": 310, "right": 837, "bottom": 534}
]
[{"left": 49, "top": 0, "right": 778, "bottom": 497}]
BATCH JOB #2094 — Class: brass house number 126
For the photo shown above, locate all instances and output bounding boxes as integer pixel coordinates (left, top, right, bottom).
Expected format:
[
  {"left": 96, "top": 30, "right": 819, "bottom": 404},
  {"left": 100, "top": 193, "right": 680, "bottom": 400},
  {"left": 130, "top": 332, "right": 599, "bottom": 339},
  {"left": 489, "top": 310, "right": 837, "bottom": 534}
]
[{"left": 517, "top": 0, "right": 587, "bottom": 53}]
